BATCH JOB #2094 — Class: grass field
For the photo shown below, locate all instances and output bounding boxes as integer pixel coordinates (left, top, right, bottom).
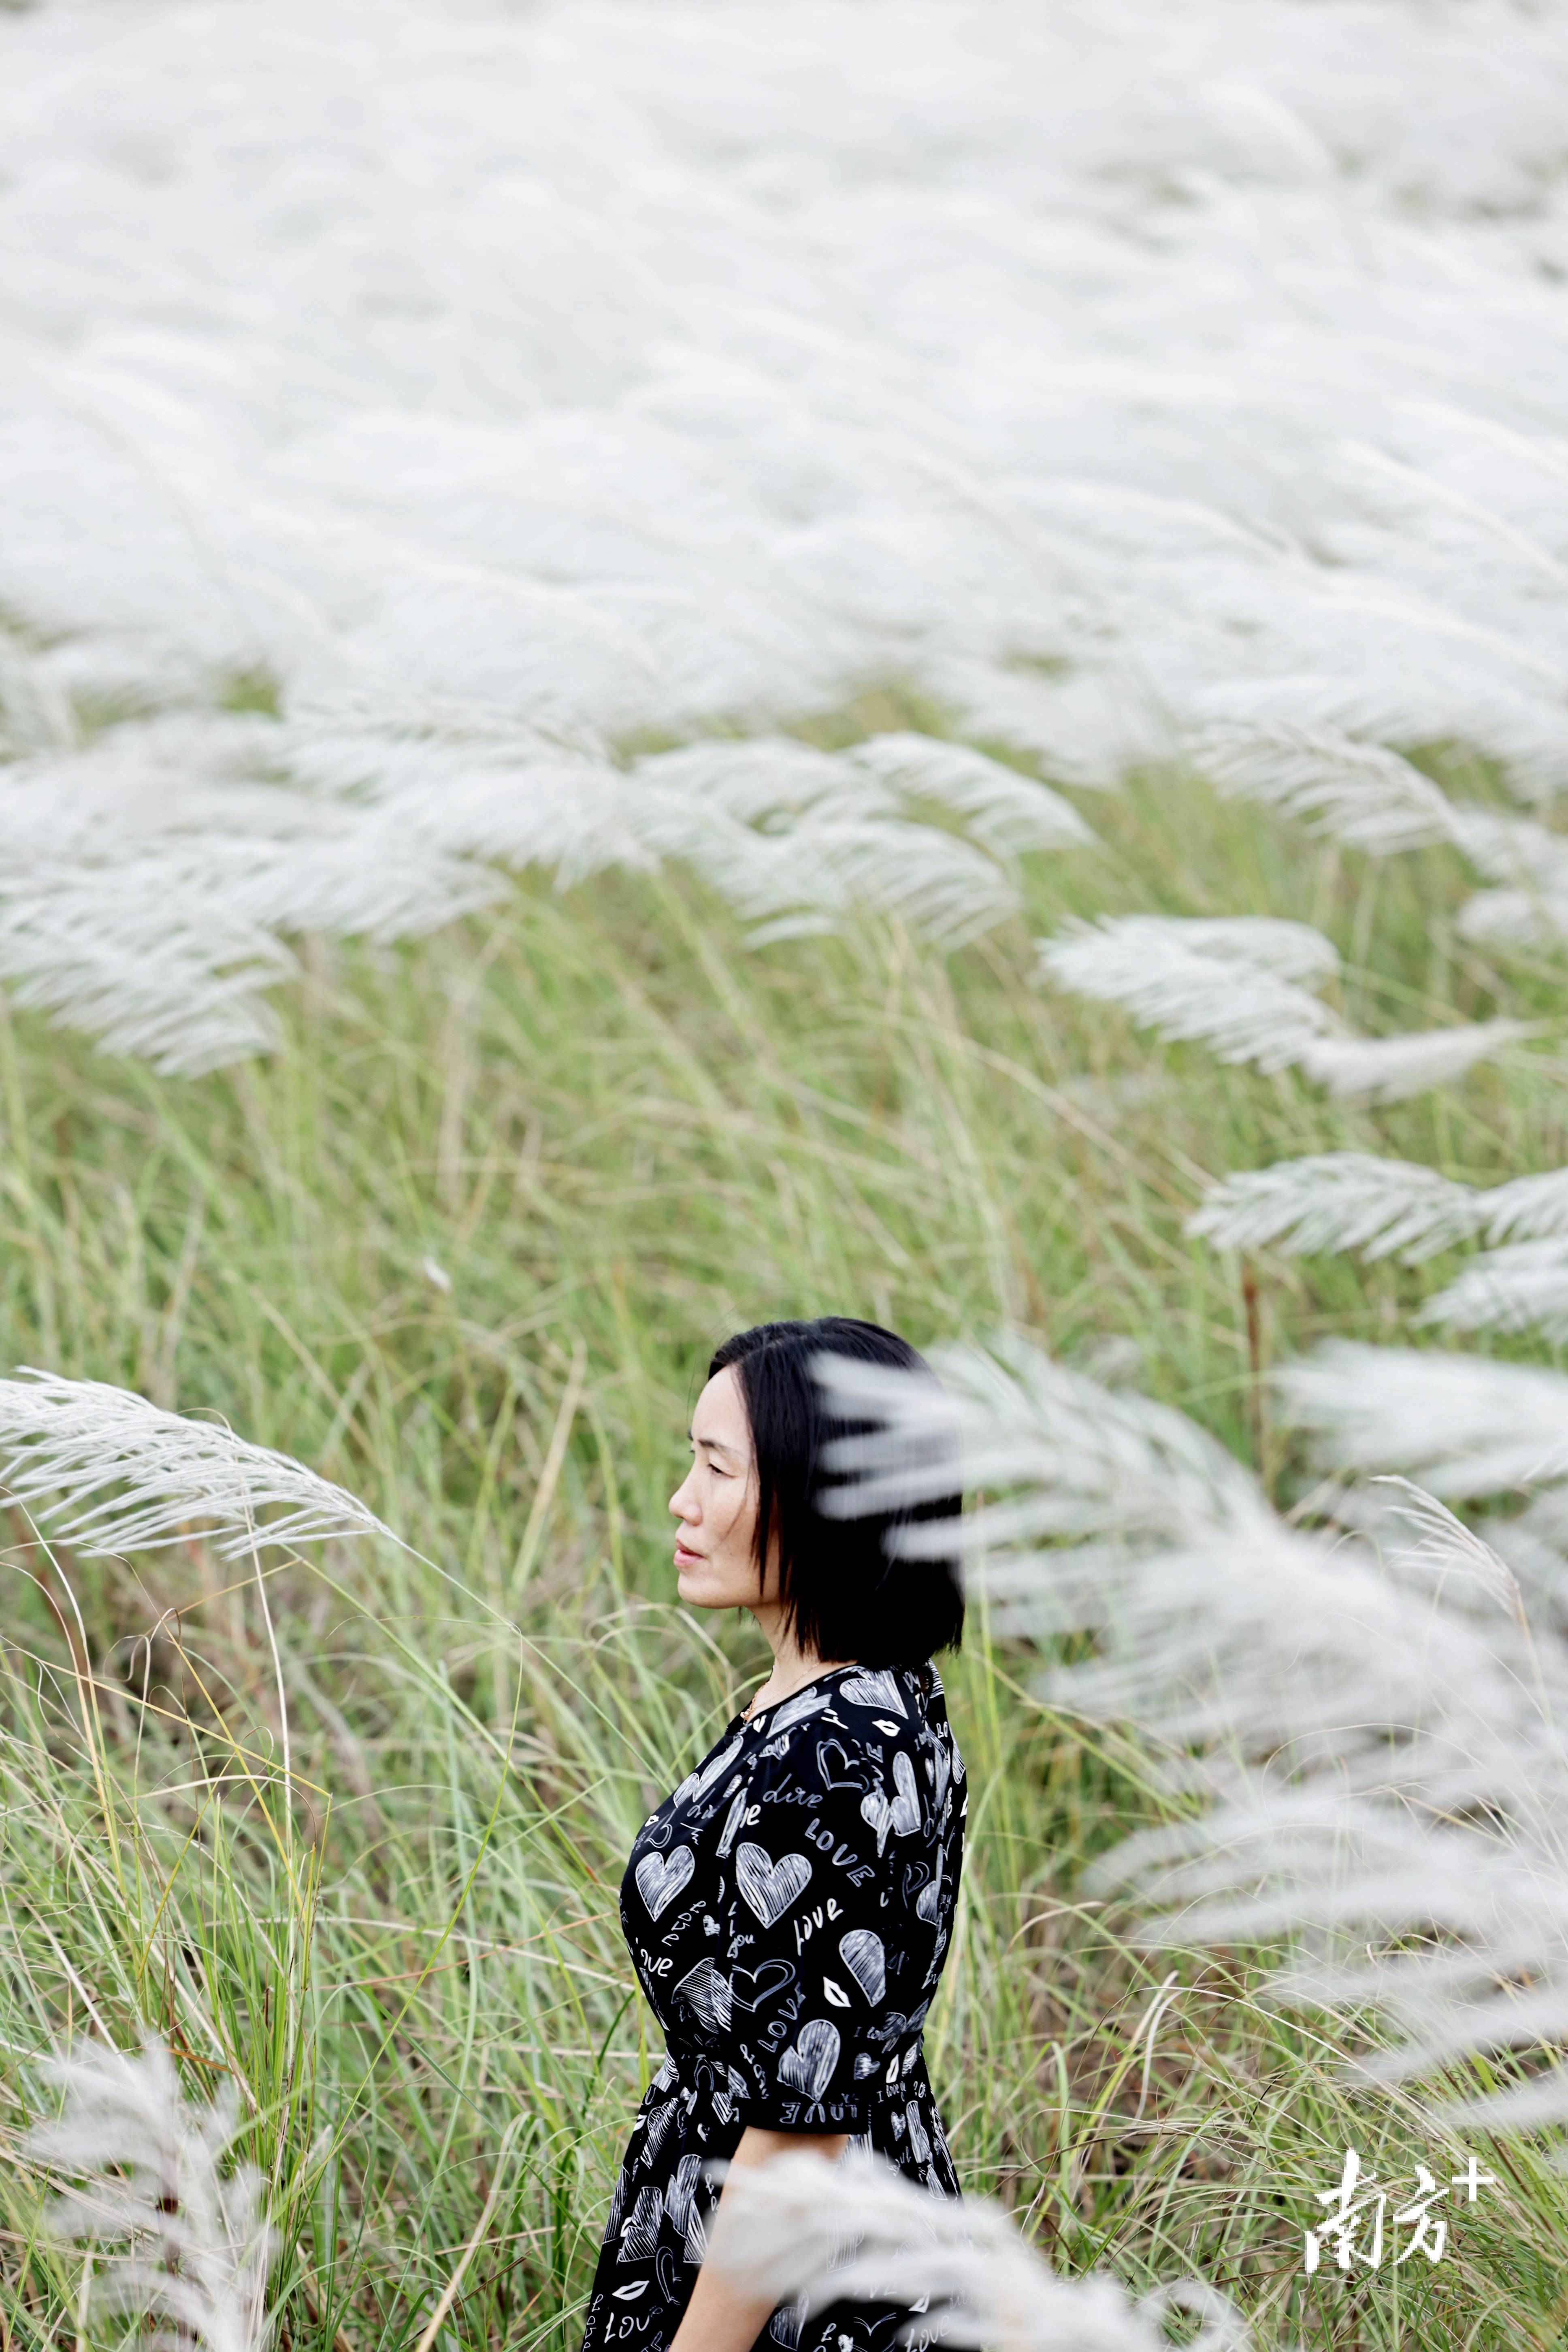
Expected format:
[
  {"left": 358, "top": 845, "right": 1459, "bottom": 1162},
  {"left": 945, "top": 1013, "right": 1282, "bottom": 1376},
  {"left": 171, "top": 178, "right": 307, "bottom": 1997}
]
[{"left": 4, "top": 722, "right": 1568, "bottom": 2350}]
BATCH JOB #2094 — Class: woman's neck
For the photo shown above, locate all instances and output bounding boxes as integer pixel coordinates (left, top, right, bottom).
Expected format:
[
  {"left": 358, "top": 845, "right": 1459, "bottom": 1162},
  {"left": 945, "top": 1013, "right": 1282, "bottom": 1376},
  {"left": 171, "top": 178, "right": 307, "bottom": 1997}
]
[{"left": 742, "top": 1613, "right": 852, "bottom": 1719}]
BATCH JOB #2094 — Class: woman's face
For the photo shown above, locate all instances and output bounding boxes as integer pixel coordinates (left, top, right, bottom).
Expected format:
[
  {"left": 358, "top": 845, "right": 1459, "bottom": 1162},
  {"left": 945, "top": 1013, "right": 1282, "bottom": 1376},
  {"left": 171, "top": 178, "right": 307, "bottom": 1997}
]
[{"left": 669, "top": 1364, "right": 778, "bottom": 1611}]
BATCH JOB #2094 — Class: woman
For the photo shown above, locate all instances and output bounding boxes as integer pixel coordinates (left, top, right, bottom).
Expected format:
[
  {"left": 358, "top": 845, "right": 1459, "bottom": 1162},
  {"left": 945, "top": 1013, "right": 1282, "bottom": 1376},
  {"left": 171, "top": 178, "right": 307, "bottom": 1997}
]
[{"left": 577, "top": 1317, "right": 967, "bottom": 2352}]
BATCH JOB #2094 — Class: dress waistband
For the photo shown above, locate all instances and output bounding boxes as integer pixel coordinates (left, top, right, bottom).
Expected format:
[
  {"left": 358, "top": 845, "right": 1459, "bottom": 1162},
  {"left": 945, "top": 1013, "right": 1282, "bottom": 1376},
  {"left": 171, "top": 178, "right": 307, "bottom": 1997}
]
[{"left": 656, "top": 2034, "right": 928, "bottom": 2111}]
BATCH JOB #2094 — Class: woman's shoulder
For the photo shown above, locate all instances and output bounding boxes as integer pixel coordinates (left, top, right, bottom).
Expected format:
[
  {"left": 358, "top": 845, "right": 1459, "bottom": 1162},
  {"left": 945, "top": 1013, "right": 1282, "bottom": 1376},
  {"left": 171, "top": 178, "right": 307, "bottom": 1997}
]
[{"left": 826, "top": 1660, "right": 957, "bottom": 1743}]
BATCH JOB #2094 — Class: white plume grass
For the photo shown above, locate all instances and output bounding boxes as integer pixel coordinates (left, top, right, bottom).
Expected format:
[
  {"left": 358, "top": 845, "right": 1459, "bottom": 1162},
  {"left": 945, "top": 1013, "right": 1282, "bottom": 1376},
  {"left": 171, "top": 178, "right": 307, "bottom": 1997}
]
[
  {"left": 1276, "top": 1341, "right": 1568, "bottom": 1501},
  {"left": 1372, "top": 1474, "right": 1529, "bottom": 1632},
  {"left": 1191, "top": 724, "right": 1568, "bottom": 966},
  {"left": 1039, "top": 915, "right": 1343, "bottom": 1071},
  {"left": 1294, "top": 1020, "right": 1534, "bottom": 1103},
  {"left": 814, "top": 1337, "right": 1568, "bottom": 2132},
  {"left": 1043, "top": 915, "right": 1532, "bottom": 1099},
  {"left": 24, "top": 2037, "right": 276, "bottom": 2352},
  {"left": 627, "top": 737, "right": 1071, "bottom": 949},
  {"left": 707, "top": 2148, "right": 1248, "bottom": 2352},
  {"left": 1419, "top": 1239, "right": 1568, "bottom": 1344},
  {"left": 0, "top": 1369, "right": 395, "bottom": 1558},
  {"left": 4, "top": 4, "right": 1568, "bottom": 1062},
  {"left": 844, "top": 734, "right": 1094, "bottom": 857},
  {"left": 1191, "top": 1155, "right": 1568, "bottom": 1272},
  {"left": 1195, "top": 721, "right": 1458, "bottom": 853},
  {"left": 1187, "top": 1154, "right": 1486, "bottom": 1261},
  {"left": 0, "top": 717, "right": 1092, "bottom": 1069}
]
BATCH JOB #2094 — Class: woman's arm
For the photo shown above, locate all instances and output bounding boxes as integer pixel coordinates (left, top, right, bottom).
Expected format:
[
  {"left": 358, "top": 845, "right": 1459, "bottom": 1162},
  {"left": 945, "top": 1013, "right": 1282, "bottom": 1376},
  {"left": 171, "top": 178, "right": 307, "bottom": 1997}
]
[{"left": 668, "top": 2124, "right": 848, "bottom": 2352}]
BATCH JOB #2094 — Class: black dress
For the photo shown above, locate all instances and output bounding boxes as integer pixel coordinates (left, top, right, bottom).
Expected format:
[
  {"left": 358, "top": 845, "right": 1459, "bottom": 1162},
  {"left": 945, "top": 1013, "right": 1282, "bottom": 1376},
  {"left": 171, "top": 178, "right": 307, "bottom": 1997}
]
[{"left": 578, "top": 1660, "right": 967, "bottom": 2352}]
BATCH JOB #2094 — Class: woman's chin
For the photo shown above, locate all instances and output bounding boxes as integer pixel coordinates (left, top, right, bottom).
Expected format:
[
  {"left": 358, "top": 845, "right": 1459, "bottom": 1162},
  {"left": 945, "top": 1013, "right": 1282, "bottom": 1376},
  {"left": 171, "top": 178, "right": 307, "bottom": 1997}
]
[{"left": 676, "top": 1566, "right": 726, "bottom": 1609}]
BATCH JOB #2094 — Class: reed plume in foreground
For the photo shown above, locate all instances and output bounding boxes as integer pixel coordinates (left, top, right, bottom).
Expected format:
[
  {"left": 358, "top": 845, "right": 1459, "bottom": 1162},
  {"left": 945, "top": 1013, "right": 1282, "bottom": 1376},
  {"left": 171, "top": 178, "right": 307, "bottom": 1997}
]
[
  {"left": 815, "top": 1338, "right": 1568, "bottom": 2139},
  {"left": 707, "top": 2146, "right": 1250, "bottom": 2352},
  {"left": 24, "top": 2037, "right": 277, "bottom": 2352}
]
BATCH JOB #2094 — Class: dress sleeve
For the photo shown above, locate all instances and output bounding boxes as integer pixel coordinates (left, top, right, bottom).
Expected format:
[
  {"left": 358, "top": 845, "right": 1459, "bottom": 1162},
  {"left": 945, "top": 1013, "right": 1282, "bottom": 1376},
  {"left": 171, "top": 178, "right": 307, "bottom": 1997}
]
[{"left": 716, "top": 1709, "right": 932, "bottom": 2132}]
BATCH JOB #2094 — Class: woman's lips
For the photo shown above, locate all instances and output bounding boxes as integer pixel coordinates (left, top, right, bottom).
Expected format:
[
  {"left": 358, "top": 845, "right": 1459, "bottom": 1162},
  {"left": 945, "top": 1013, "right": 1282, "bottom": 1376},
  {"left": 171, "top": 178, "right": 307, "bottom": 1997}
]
[{"left": 675, "top": 1542, "right": 703, "bottom": 1566}]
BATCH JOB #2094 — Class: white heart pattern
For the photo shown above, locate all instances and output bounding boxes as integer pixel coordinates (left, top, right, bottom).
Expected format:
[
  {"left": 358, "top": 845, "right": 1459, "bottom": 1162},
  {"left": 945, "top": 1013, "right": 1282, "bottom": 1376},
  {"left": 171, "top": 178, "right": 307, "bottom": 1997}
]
[
  {"left": 694, "top": 1735, "right": 744, "bottom": 1797},
  {"left": 778, "top": 2016, "right": 841, "bottom": 2101},
  {"left": 916, "top": 1846, "right": 944, "bottom": 1924},
  {"left": 670, "top": 1734, "right": 745, "bottom": 1811},
  {"left": 636, "top": 1844, "right": 695, "bottom": 1919},
  {"left": 906, "top": 2102, "right": 932, "bottom": 2166},
  {"left": 768, "top": 2294, "right": 807, "bottom": 2348},
  {"left": 618, "top": 2185, "right": 663, "bottom": 2261},
  {"left": 735, "top": 1842, "right": 812, "bottom": 1928},
  {"left": 838, "top": 1927, "right": 886, "bottom": 2005},
  {"left": 859, "top": 1749, "right": 921, "bottom": 1853},
  {"left": 767, "top": 1684, "right": 834, "bottom": 1733},
  {"left": 673, "top": 1957, "right": 732, "bottom": 2033},
  {"left": 839, "top": 1667, "right": 906, "bottom": 1715},
  {"left": 665, "top": 2153, "right": 702, "bottom": 2241}
]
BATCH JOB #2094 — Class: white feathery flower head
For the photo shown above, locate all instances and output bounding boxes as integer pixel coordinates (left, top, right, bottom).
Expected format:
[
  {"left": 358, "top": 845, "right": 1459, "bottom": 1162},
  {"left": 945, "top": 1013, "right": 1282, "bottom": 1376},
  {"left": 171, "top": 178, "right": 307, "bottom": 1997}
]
[
  {"left": 0, "top": 1368, "right": 394, "bottom": 1558},
  {"left": 1039, "top": 914, "right": 1342, "bottom": 1071},
  {"left": 25, "top": 2036, "right": 276, "bottom": 2352},
  {"left": 1277, "top": 1341, "right": 1568, "bottom": 1500},
  {"left": 1419, "top": 1238, "right": 1568, "bottom": 1344},
  {"left": 707, "top": 2147, "right": 1247, "bottom": 2352},
  {"left": 1295, "top": 1018, "right": 1534, "bottom": 1103},
  {"left": 844, "top": 734, "right": 1093, "bottom": 856},
  {"left": 1458, "top": 884, "right": 1568, "bottom": 952},
  {"left": 1189, "top": 1153, "right": 1568, "bottom": 1285},
  {"left": 1194, "top": 720, "right": 1457, "bottom": 853},
  {"left": 1446, "top": 807, "right": 1568, "bottom": 948},
  {"left": 1045, "top": 912, "right": 1533, "bottom": 1102},
  {"left": 814, "top": 1334, "right": 1259, "bottom": 1556},
  {"left": 1187, "top": 1154, "right": 1486, "bottom": 1261},
  {"left": 1446, "top": 809, "right": 1568, "bottom": 889},
  {"left": 1483, "top": 1166, "right": 1568, "bottom": 1244},
  {"left": 1372, "top": 1474, "right": 1529, "bottom": 1630},
  {"left": 629, "top": 735, "right": 1078, "bottom": 948}
]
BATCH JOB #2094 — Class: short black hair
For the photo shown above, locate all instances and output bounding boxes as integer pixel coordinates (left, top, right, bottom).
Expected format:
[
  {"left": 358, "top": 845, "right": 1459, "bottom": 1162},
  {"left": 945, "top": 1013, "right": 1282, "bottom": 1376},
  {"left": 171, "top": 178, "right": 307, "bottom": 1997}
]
[{"left": 707, "top": 1316, "right": 964, "bottom": 1668}]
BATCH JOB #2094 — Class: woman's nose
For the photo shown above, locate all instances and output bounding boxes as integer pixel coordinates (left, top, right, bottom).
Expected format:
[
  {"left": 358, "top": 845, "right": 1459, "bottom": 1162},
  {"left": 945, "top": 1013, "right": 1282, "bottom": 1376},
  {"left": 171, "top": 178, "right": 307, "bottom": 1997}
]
[{"left": 669, "top": 1476, "right": 698, "bottom": 1520}]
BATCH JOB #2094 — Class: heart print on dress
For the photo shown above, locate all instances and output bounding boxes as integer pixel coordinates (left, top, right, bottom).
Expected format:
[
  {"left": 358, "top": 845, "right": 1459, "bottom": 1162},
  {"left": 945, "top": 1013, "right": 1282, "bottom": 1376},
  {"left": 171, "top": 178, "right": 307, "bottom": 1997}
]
[
  {"left": 778, "top": 2016, "right": 841, "bottom": 2100},
  {"left": 636, "top": 1844, "right": 695, "bottom": 1919},
  {"left": 735, "top": 1842, "right": 812, "bottom": 1928},
  {"left": 838, "top": 1926, "right": 886, "bottom": 2005},
  {"left": 815, "top": 1736, "right": 870, "bottom": 1793},
  {"left": 673, "top": 1957, "right": 732, "bottom": 2033},
  {"left": 765, "top": 1684, "right": 835, "bottom": 1734},
  {"left": 916, "top": 1846, "right": 945, "bottom": 1924},
  {"left": 670, "top": 1734, "right": 744, "bottom": 1812},
  {"left": 859, "top": 1750, "right": 921, "bottom": 1853},
  {"left": 730, "top": 1957, "right": 796, "bottom": 2011},
  {"left": 618, "top": 2186, "right": 663, "bottom": 2262},
  {"left": 839, "top": 1668, "right": 907, "bottom": 1715}
]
